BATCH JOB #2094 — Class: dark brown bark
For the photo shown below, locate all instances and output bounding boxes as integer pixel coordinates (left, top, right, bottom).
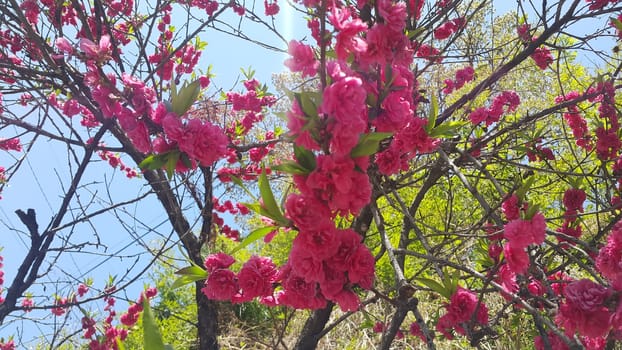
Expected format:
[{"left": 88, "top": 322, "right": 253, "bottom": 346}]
[
  {"left": 294, "top": 303, "right": 334, "bottom": 350},
  {"left": 195, "top": 281, "right": 219, "bottom": 350}
]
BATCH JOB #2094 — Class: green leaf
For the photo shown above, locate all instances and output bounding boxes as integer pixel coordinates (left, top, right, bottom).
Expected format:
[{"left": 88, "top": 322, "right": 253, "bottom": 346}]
[
  {"left": 139, "top": 154, "right": 167, "bottom": 170},
  {"left": 415, "top": 277, "right": 451, "bottom": 299},
  {"left": 171, "top": 80, "right": 201, "bottom": 115},
  {"left": 515, "top": 175, "right": 536, "bottom": 202},
  {"left": 612, "top": 17, "right": 622, "bottom": 32},
  {"left": 294, "top": 92, "right": 320, "bottom": 119},
  {"left": 524, "top": 203, "right": 541, "bottom": 220},
  {"left": 143, "top": 298, "right": 166, "bottom": 350},
  {"left": 258, "top": 168, "right": 288, "bottom": 225},
  {"left": 271, "top": 161, "right": 310, "bottom": 175},
  {"left": 230, "top": 226, "right": 277, "bottom": 254},
  {"left": 294, "top": 145, "right": 316, "bottom": 171},
  {"left": 165, "top": 151, "right": 180, "bottom": 179},
  {"left": 427, "top": 94, "right": 438, "bottom": 131},
  {"left": 171, "top": 274, "right": 205, "bottom": 290},
  {"left": 428, "top": 121, "right": 466, "bottom": 138},
  {"left": 350, "top": 132, "right": 393, "bottom": 158}
]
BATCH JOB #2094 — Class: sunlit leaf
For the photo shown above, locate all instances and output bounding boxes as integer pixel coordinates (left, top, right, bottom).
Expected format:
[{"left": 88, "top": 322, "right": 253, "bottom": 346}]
[
  {"left": 143, "top": 298, "right": 166, "bottom": 350},
  {"left": 350, "top": 132, "right": 392, "bottom": 158},
  {"left": 230, "top": 226, "right": 277, "bottom": 254},
  {"left": 171, "top": 80, "right": 200, "bottom": 116}
]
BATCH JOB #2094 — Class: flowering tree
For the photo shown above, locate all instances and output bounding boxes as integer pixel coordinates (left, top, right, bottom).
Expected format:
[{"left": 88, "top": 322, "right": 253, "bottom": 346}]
[{"left": 2, "top": 0, "right": 622, "bottom": 349}]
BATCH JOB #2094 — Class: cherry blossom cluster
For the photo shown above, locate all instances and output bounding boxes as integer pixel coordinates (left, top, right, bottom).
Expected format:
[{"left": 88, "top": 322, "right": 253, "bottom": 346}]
[
  {"left": 588, "top": 81, "right": 620, "bottom": 161},
  {"left": 586, "top": 0, "right": 621, "bottom": 11},
  {"left": 556, "top": 188, "right": 586, "bottom": 245},
  {"left": 526, "top": 138, "right": 555, "bottom": 162},
  {"left": 500, "top": 194, "right": 547, "bottom": 274},
  {"left": 0, "top": 339, "right": 14, "bottom": 350},
  {"left": 596, "top": 221, "right": 622, "bottom": 290},
  {"left": 516, "top": 24, "right": 554, "bottom": 70},
  {"left": 555, "top": 279, "right": 617, "bottom": 347},
  {"left": 468, "top": 90, "right": 521, "bottom": 126},
  {"left": 436, "top": 287, "right": 488, "bottom": 340},
  {"left": 201, "top": 253, "right": 277, "bottom": 303},
  {"left": 212, "top": 197, "right": 250, "bottom": 241},
  {"left": 82, "top": 286, "right": 156, "bottom": 350},
  {"left": 555, "top": 91, "right": 592, "bottom": 150},
  {"left": 434, "top": 18, "right": 465, "bottom": 40},
  {"left": 442, "top": 66, "right": 475, "bottom": 95}
]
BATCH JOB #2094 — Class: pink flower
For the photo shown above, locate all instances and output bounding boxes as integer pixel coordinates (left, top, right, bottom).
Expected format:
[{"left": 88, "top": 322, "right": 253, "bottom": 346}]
[
  {"left": 321, "top": 76, "right": 368, "bottom": 155},
  {"left": 348, "top": 245, "right": 375, "bottom": 289},
  {"left": 556, "top": 279, "right": 612, "bottom": 338},
  {"left": 531, "top": 46, "right": 554, "bottom": 70},
  {"left": 285, "top": 193, "right": 333, "bottom": 231},
  {"left": 501, "top": 194, "right": 520, "bottom": 221},
  {"left": 503, "top": 212, "right": 546, "bottom": 248},
  {"left": 55, "top": 37, "right": 73, "bottom": 54},
  {"left": 292, "top": 228, "right": 339, "bottom": 261},
  {"left": 0, "top": 138, "right": 22, "bottom": 152},
  {"left": 237, "top": 256, "right": 277, "bottom": 300},
  {"left": 503, "top": 243, "right": 530, "bottom": 274},
  {"left": 289, "top": 244, "right": 325, "bottom": 282},
  {"left": 204, "top": 253, "right": 235, "bottom": 273},
  {"left": 284, "top": 41, "right": 317, "bottom": 78},
  {"left": 332, "top": 288, "right": 360, "bottom": 312},
  {"left": 534, "top": 331, "right": 569, "bottom": 350},
  {"left": 326, "top": 228, "right": 362, "bottom": 272},
  {"left": 278, "top": 264, "right": 327, "bottom": 309},
  {"left": 202, "top": 269, "right": 238, "bottom": 301},
  {"left": 563, "top": 188, "right": 586, "bottom": 212},
  {"left": 77, "top": 283, "right": 89, "bottom": 297}
]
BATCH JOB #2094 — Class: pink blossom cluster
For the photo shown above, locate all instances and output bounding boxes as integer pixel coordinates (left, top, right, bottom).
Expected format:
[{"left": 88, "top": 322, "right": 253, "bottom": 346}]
[
  {"left": 500, "top": 195, "right": 547, "bottom": 274},
  {"left": 531, "top": 47, "right": 554, "bottom": 70},
  {"left": 434, "top": 18, "right": 464, "bottom": 40},
  {"left": 556, "top": 188, "right": 586, "bottom": 245},
  {"left": 212, "top": 198, "right": 249, "bottom": 241},
  {"left": 555, "top": 279, "right": 614, "bottom": 343},
  {"left": 586, "top": 0, "right": 621, "bottom": 11},
  {"left": 21, "top": 295, "right": 33, "bottom": 312},
  {"left": 555, "top": 91, "right": 592, "bottom": 150},
  {"left": 201, "top": 253, "right": 278, "bottom": 303},
  {"left": 264, "top": 0, "right": 280, "bottom": 15},
  {"left": 468, "top": 90, "right": 521, "bottom": 126},
  {"left": 0, "top": 138, "right": 21, "bottom": 152},
  {"left": 284, "top": 40, "right": 318, "bottom": 78},
  {"left": 526, "top": 138, "right": 555, "bottom": 162},
  {"left": 51, "top": 296, "right": 69, "bottom": 316},
  {"left": 436, "top": 287, "right": 488, "bottom": 340},
  {"left": 596, "top": 221, "right": 622, "bottom": 289},
  {"left": 516, "top": 24, "right": 554, "bottom": 70},
  {"left": 415, "top": 43, "right": 442, "bottom": 62},
  {"left": 159, "top": 111, "right": 228, "bottom": 167},
  {"left": 120, "top": 287, "right": 157, "bottom": 327},
  {"left": 0, "top": 339, "right": 14, "bottom": 350},
  {"left": 282, "top": 195, "right": 375, "bottom": 310},
  {"left": 295, "top": 154, "right": 371, "bottom": 215},
  {"left": 442, "top": 66, "right": 475, "bottom": 94},
  {"left": 588, "top": 81, "right": 621, "bottom": 161}
]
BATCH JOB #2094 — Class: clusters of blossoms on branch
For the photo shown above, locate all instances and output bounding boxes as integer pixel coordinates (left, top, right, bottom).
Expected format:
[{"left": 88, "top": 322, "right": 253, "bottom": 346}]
[{"left": 436, "top": 287, "right": 489, "bottom": 340}]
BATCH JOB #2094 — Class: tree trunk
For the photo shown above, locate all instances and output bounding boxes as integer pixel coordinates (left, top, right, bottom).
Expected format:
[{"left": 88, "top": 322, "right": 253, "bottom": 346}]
[
  {"left": 294, "top": 303, "right": 333, "bottom": 350},
  {"left": 195, "top": 281, "right": 219, "bottom": 350}
]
